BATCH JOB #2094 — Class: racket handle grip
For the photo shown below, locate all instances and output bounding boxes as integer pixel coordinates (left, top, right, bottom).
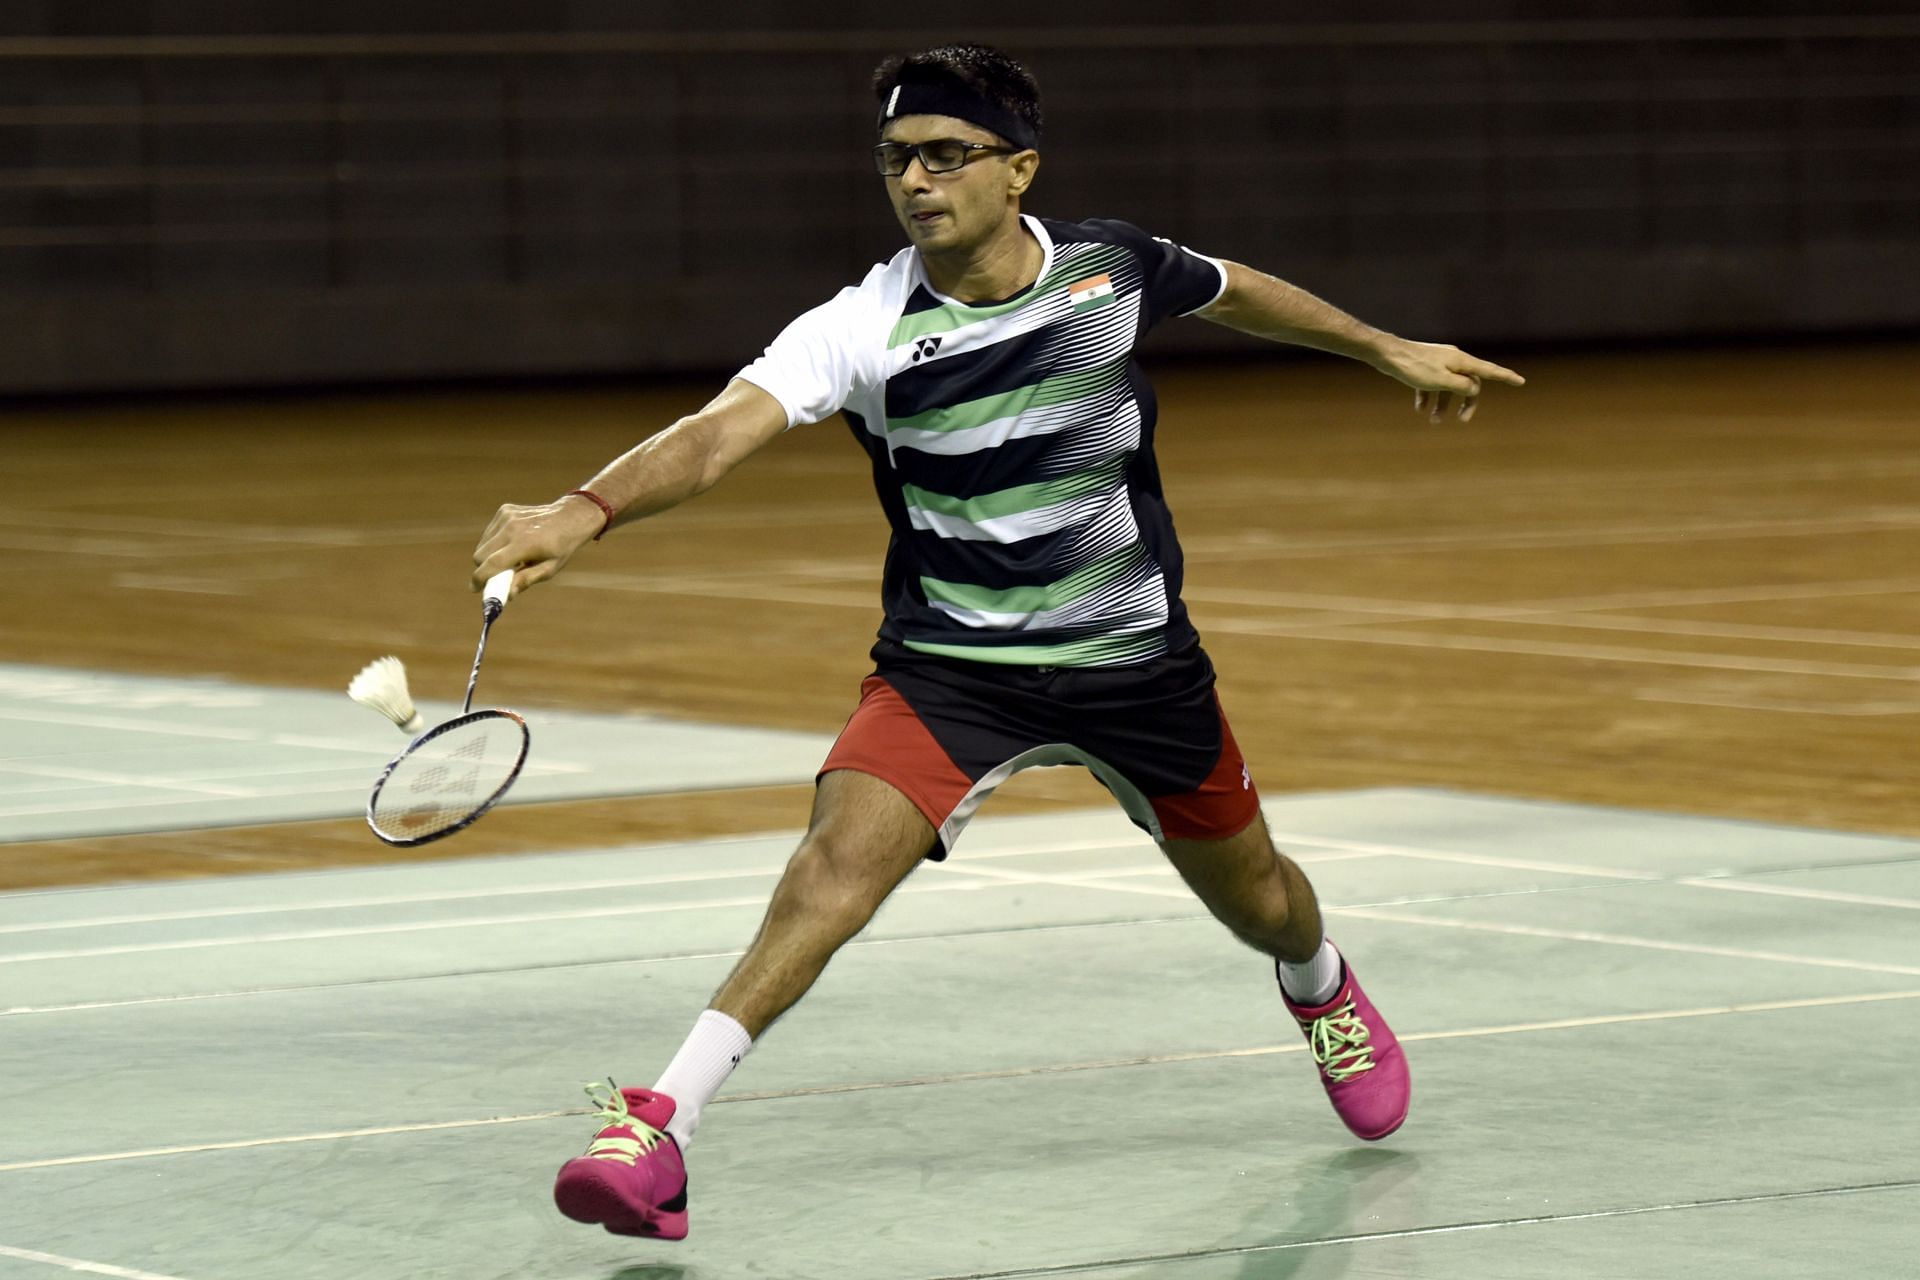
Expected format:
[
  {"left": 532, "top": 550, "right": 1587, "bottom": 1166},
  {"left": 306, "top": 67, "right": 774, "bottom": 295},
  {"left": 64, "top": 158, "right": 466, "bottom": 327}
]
[{"left": 483, "top": 569, "right": 515, "bottom": 616}]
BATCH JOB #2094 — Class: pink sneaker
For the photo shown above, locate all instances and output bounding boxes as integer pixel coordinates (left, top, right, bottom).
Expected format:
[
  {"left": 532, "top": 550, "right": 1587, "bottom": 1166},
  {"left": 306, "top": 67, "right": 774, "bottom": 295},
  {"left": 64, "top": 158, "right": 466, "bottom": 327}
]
[
  {"left": 552, "top": 1083, "right": 689, "bottom": 1239},
  {"left": 1281, "top": 952, "right": 1411, "bottom": 1141}
]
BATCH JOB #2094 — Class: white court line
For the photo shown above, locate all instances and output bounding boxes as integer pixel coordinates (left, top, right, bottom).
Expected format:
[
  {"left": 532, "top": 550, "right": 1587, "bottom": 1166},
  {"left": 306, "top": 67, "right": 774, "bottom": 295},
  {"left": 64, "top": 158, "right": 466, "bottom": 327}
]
[
  {"left": 5, "top": 988, "right": 1915, "bottom": 1175},
  {"left": 1261, "top": 829, "right": 1660, "bottom": 882},
  {"left": 0, "top": 891, "right": 823, "bottom": 963},
  {"left": 1509, "top": 611, "right": 1920, "bottom": 652},
  {"left": 0, "top": 835, "right": 1184, "bottom": 935},
  {"left": 0, "top": 706, "right": 471, "bottom": 760},
  {"left": 1679, "top": 878, "right": 1920, "bottom": 911},
  {"left": 0, "top": 1245, "right": 189, "bottom": 1280},
  {"left": 643, "top": 499, "right": 874, "bottom": 530},
  {"left": 942, "top": 863, "right": 1920, "bottom": 978},
  {"left": 563, "top": 574, "right": 878, "bottom": 609},
  {"left": 0, "top": 761, "right": 593, "bottom": 821},
  {"left": 0, "top": 761, "right": 257, "bottom": 799},
  {"left": 112, "top": 573, "right": 246, "bottom": 596},
  {"left": 567, "top": 558, "right": 875, "bottom": 589},
  {"left": 1492, "top": 575, "right": 1920, "bottom": 615},
  {"left": 0, "top": 780, "right": 392, "bottom": 822},
  {"left": 0, "top": 509, "right": 378, "bottom": 547},
  {"left": 0, "top": 708, "right": 429, "bottom": 760},
  {"left": 0, "top": 533, "right": 165, "bottom": 559},
  {"left": 0, "top": 707, "right": 257, "bottom": 742},
  {"left": 1, "top": 913, "right": 1214, "bottom": 1018},
  {"left": 938, "top": 861, "right": 1195, "bottom": 902},
  {"left": 1180, "top": 511, "right": 1920, "bottom": 561},
  {"left": 1184, "top": 575, "right": 1920, "bottom": 623},
  {"left": 1636, "top": 690, "right": 1920, "bottom": 717},
  {"left": 1215, "top": 623, "right": 1920, "bottom": 682},
  {"left": 4, "top": 821, "right": 1901, "bottom": 943},
  {"left": 1, "top": 875, "right": 1173, "bottom": 964},
  {"left": 935, "top": 1180, "right": 1920, "bottom": 1280},
  {"left": 1179, "top": 454, "right": 1920, "bottom": 500},
  {"left": 1185, "top": 590, "right": 1920, "bottom": 651},
  {"left": 1332, "top": 907, "right": 1920, "bottom": 977}
]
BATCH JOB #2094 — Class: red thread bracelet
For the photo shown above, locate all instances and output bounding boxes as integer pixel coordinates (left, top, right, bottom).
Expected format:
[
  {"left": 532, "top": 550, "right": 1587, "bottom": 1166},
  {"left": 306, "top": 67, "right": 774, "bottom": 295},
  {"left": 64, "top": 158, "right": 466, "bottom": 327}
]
[{"left": 563, "top": 489, "right": 618, "bottom": 540}]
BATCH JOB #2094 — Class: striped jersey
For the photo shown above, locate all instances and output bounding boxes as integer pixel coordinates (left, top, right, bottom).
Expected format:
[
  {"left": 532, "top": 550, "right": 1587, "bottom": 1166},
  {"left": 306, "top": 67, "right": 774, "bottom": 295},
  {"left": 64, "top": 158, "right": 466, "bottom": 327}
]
[{"left": 738, "top": 215, "right": 1228, "bottom": 668}]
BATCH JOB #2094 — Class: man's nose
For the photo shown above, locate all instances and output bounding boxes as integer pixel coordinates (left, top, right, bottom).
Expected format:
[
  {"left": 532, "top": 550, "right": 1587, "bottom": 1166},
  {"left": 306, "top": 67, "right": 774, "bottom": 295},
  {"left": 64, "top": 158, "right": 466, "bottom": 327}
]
[{"left": 899, "top": 154, "right": 935, "bottom": 191}]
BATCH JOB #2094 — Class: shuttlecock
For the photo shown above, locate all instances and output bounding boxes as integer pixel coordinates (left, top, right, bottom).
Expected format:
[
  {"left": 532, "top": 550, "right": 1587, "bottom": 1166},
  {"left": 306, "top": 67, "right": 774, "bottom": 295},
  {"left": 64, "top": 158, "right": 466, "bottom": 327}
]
[{"left": 348, "top": 656, "right": 424, "bottom": 734}]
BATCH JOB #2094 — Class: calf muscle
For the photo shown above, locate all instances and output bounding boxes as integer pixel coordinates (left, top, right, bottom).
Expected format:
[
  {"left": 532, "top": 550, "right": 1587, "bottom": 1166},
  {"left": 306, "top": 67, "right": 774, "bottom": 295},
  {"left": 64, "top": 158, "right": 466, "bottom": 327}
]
[{"left": 710, "top": 769, "right": 934, "bottom": 1037}]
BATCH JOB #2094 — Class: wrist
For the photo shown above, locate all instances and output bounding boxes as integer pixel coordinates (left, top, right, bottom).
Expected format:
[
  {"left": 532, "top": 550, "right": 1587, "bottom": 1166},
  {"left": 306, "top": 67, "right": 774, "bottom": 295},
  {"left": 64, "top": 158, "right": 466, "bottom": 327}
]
[
  {"left": 562, "top": 488, "right": 618, "bottom": 541},
  {"left": 1361, "top": 332, "right": 1407, "bottom": 371}
]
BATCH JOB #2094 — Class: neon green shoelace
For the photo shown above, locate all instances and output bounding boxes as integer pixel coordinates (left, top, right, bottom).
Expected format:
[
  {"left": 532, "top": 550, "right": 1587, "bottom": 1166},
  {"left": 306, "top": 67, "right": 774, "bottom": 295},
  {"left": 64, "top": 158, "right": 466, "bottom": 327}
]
[
  {"left": 580, "top": 1079, "right": 665, "bottom": 1165},
  {"left": 1303, "top": 1000, "right": 1377, "bottom": 1083}
]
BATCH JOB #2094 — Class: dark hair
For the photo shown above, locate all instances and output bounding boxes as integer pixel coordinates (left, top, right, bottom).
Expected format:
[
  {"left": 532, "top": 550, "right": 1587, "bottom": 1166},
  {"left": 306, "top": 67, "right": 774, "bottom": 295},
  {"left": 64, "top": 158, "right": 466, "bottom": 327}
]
[{"left": 871, "top": 44, "right": 1043, "bottom": 146}]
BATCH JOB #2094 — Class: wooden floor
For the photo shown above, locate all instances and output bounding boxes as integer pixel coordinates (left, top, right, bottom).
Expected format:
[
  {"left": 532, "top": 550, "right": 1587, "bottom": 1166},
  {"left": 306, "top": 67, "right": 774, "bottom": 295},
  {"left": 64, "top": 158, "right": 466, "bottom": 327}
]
[{"left": 5, "top": 339, "right": 1918, "bottom": 887}]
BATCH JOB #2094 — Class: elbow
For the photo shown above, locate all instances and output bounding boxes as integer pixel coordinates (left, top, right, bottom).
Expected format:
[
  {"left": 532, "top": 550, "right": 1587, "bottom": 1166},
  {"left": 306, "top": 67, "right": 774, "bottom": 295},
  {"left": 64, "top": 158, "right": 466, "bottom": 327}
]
[{"left": 1198, "top": 260, "right": 1247, "bottom": 321}]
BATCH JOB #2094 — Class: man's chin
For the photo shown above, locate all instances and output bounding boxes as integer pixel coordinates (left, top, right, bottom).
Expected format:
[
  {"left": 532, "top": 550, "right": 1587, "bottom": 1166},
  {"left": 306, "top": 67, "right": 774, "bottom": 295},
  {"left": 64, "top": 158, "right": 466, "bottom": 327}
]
[{"left": 905, "top": 217, "right": 958, "bottom": 248}]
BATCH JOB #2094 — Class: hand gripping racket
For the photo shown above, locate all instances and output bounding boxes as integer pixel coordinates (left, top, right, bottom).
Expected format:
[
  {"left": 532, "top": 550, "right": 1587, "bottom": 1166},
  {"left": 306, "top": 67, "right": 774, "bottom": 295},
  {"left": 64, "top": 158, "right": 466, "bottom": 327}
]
[{"left": 366, "top": 569, "right": 530, "bottom": 846}]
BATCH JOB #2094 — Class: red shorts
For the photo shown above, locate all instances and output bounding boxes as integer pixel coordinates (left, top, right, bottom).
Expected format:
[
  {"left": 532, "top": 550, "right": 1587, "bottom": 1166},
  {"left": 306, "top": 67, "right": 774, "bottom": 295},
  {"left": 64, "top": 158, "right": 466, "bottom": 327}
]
[{"left": 820, "top": 640, "right": 1260, "bottom": 857}]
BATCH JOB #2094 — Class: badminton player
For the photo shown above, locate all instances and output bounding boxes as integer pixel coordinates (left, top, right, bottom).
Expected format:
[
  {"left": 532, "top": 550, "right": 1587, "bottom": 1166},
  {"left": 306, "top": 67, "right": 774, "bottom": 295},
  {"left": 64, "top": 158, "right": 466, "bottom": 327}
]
[{"left": 471, "top": 43, "right": 1524, "bottom": 1241}]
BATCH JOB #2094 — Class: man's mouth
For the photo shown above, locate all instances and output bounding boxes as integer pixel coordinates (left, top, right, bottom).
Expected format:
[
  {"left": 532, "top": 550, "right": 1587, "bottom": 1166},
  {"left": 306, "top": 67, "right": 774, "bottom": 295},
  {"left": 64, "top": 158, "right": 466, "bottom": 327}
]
[{"left": 910, "top": 210, "right": 945, "bottom": 224}]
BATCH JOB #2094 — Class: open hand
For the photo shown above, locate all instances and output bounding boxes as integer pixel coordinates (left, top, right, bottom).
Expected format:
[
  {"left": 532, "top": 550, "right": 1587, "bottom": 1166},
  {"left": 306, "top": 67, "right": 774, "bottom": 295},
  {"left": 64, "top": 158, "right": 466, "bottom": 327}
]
[{"left": 1375, "top": 338, "right": 1525, "bottom": 422}]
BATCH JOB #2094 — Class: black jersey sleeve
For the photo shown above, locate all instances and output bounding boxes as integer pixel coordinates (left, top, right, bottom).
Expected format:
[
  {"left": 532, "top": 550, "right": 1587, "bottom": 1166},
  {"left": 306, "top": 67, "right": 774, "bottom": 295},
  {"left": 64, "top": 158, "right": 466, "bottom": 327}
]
[{"left": 1080, "top": 218, "right": 1230, "bottom": 328}]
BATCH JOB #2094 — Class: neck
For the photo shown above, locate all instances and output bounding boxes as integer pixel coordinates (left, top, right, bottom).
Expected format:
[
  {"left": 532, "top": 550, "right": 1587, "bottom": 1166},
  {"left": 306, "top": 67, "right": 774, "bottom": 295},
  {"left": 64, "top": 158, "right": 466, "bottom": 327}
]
[{"left": 921, "top": 213, "right": 1042, "bottom": 304}]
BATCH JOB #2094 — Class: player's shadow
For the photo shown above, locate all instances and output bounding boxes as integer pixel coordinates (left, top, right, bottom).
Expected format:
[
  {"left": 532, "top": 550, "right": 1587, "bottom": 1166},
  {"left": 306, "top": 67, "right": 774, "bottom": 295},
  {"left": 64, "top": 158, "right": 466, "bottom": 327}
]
[
  {"left": 606, "top": 1266, "right": 688, "bottom": 1280},
  {"left": 1229, "top": 1146, "right": 1421, "bottom": 1279}
]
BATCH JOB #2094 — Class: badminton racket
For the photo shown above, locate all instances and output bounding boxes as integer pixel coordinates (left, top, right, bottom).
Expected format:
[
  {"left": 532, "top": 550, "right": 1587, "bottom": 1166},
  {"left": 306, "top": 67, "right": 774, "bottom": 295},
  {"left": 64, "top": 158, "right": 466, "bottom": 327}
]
[{"left": 366, "top": 569, "right": 530, "bottom": 846}]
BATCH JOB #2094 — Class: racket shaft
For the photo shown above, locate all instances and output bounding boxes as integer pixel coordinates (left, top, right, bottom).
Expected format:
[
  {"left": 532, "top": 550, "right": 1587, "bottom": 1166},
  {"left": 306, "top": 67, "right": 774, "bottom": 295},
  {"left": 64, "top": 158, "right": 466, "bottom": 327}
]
[{"left": 462, "top": 615, "right": 496, "bottom": 714}]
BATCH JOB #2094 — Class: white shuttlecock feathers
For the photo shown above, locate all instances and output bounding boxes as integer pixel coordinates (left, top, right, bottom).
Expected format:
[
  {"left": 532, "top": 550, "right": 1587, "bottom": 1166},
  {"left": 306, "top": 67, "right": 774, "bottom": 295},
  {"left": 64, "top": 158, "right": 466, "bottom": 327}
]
[{"left": 348, "top": 656, "right": 425, "bottom": 734}]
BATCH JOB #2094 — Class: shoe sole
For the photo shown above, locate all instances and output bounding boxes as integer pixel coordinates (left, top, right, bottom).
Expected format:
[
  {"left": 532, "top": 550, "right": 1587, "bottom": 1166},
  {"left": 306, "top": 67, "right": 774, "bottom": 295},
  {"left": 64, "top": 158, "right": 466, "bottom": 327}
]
[{"left": 1351, "top": 1107, "right": 1409, "bottom": 1142}]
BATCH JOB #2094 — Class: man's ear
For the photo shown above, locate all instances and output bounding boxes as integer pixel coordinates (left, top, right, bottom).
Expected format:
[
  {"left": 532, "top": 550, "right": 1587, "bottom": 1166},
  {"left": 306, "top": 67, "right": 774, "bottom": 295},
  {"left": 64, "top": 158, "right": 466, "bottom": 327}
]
[{"left": 1007, "top": 149, "right": 1040, "bottom": 198}]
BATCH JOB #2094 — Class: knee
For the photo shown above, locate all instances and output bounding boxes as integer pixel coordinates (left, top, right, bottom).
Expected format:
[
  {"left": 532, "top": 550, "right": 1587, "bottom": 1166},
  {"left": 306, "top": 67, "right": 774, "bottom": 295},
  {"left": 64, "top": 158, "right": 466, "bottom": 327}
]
[{"left": 775, "top": 836, "right": 876, "bottom": 923}]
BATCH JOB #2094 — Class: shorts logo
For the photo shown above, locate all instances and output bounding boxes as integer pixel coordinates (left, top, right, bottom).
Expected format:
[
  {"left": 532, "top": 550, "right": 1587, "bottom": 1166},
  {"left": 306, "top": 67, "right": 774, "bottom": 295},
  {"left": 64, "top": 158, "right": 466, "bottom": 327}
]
[
  {"left": 911, "top": 335, "right": 942, "bottom": 362},
  {"left": 1240, "top": 763, "right": 1252, "bottom": 791}
]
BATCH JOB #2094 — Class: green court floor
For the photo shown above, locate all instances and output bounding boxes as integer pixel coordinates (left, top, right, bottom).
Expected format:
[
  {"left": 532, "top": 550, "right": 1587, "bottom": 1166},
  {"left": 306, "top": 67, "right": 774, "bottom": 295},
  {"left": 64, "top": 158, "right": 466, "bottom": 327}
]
[{"left": 1, "top": 790, "right": 1915, "bottom": 1278}]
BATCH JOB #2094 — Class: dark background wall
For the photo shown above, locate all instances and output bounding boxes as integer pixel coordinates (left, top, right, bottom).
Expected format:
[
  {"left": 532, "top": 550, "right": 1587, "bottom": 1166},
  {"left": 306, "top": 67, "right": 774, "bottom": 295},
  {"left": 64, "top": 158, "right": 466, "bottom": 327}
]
[{"left": 3, "top": 5, "right": 1917, "bottom": 393}]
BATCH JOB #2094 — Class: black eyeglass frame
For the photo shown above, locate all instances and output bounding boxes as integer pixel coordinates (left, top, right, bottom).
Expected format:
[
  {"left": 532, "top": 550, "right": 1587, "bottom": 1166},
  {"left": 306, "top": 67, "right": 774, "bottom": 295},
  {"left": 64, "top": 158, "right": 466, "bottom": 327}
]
[{"left": 872, "top": 139, "right": 1019, "bottom": 177}]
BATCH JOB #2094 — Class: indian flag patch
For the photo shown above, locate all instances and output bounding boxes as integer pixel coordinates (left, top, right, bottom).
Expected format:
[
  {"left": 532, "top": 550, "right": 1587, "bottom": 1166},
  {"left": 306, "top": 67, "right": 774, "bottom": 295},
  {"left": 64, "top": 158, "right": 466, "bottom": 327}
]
[{"left": 1067, "top": 273, "right": 1115, "bottom": 313}]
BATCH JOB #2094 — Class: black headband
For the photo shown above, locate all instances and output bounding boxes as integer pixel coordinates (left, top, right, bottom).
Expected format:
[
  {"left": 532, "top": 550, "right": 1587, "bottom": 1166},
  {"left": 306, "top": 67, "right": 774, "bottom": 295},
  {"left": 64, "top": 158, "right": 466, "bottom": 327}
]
[{"left": 877, "top": 75, "right": 1038, "bottom": 151}]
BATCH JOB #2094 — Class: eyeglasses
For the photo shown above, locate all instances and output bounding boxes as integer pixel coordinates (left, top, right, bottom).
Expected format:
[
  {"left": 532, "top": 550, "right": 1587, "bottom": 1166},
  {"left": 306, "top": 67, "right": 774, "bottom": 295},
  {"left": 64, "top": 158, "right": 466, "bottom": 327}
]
[{"left": 872, "top": 139, "right": 1017, "bottom": 177}]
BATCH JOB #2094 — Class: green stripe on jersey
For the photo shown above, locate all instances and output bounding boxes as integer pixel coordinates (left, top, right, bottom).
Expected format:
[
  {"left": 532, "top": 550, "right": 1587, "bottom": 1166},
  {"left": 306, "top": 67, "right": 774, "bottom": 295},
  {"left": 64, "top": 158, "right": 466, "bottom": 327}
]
[
  {"left": 889, "top": 358, "right": 1126, "bottom": 435},
  {"left": 902, "top": 628, "right": 1165, "bottom": 667},
  {"left": 886, "top": 246, "right": 1131, "bottom": 348},
  {"left": 920, "top": 542, "right": 1149, "bottom": 616},
  {"left": 903, "top": 457, "right": 1126, "bottom": 525}
]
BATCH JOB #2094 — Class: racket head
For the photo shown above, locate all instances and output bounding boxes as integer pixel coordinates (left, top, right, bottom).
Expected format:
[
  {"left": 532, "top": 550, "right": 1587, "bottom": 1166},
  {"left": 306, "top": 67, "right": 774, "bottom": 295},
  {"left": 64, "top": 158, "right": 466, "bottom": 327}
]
[{"left": 366, "top": 708, "right": 530, "bottom": 847}]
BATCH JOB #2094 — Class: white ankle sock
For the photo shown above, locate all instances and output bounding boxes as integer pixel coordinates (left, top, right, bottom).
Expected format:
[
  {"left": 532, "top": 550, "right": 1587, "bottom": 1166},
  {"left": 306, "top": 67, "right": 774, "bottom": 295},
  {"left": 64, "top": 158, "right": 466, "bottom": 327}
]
[
  {"left": 1276, "top": 938, "right": 1343, "bottom": 1007},
  {"left": 651, "top": 1009, "right": 752, "bottom": 1150}
]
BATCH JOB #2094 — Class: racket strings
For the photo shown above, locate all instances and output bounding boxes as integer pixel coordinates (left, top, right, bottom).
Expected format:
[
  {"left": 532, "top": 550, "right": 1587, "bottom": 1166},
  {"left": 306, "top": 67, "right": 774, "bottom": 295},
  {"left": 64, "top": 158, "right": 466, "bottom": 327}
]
[{"left": 369, "top": 712, "right": 527, "bottom": 843}]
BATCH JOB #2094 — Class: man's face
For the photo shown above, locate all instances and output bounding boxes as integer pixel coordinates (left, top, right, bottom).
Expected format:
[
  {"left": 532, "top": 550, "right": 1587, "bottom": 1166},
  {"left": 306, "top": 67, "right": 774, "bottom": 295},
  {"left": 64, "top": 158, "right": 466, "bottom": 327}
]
[{"left": 878, "top": 113, "right": 1034, "bottom": 256}]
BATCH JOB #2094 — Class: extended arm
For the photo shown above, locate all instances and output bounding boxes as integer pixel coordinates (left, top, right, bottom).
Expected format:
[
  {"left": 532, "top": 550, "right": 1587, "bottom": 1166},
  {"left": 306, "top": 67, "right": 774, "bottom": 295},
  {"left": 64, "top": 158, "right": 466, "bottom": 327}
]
[
  {"left": 1197, "top": 261, "right": 1524, "bottom": 420},
  {"left": 469, "top": 377, "right": 789, "bottom": 597}
]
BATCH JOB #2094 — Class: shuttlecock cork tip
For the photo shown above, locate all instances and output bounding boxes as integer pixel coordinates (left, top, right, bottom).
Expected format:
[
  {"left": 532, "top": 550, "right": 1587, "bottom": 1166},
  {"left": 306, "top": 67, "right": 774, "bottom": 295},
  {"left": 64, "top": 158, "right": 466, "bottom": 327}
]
[{"left": 348, "top": 655, "right": 422, "bottom": 734}]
